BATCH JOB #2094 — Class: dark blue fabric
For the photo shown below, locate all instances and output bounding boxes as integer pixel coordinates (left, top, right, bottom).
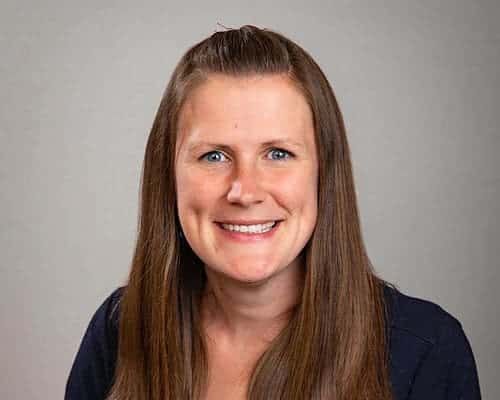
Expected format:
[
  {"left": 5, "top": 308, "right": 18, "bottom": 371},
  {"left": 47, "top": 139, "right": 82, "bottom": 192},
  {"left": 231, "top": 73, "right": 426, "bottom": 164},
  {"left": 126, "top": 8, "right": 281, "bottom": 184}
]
[{"left": 65, "top": 285, "right": 481, "bottom": 399}]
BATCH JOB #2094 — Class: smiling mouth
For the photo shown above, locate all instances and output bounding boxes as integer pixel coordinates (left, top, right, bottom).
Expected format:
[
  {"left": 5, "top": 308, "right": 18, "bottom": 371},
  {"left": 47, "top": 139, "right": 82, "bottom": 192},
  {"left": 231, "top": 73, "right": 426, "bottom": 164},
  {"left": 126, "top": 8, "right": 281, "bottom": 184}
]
[{"left": 215, "top": 220, "right": 282, "bottom": 234}]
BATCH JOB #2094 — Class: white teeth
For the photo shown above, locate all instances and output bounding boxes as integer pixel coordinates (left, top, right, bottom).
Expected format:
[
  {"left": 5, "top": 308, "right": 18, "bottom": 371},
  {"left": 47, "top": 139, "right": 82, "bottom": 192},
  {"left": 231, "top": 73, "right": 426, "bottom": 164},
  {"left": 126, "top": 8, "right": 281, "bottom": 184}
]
[{"left": 220, "top": 221, "right": 277, "bottom": 234}]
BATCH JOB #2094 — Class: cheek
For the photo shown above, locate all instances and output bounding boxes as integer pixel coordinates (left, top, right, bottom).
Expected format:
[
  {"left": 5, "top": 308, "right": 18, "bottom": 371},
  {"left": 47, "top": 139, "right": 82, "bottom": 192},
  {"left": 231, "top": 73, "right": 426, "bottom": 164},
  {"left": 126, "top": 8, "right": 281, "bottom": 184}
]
[
  {"left": 176, "top": 168, "right": 222, "bottom": 219},
  {"left": 273, "top": 167, "right": 318, "bottom": 211},
  {"left": 293, "top": 169, "right": 318, "bottom": 236}
]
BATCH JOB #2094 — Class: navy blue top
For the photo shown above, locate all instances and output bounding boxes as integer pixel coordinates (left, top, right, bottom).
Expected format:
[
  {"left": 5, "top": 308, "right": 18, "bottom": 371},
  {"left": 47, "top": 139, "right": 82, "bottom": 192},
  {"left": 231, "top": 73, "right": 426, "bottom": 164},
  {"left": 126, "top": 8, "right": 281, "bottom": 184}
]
[{"left": 65, "top": 285, "right": 481, "bottom": 399}]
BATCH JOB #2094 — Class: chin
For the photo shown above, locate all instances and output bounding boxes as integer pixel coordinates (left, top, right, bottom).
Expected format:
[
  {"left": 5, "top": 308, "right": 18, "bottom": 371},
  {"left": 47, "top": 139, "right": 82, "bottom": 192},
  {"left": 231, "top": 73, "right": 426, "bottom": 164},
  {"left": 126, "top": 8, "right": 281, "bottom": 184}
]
[{"left": 211, "top": 261, "right": 279, "bottom": 284}]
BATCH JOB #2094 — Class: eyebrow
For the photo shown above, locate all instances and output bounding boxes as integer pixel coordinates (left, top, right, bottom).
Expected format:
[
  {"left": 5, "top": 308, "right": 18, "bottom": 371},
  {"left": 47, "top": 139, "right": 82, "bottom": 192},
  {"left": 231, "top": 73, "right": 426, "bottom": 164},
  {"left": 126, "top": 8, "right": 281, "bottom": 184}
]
[{"left": 187, "top": 139, "right": 305, "bottom": 153}]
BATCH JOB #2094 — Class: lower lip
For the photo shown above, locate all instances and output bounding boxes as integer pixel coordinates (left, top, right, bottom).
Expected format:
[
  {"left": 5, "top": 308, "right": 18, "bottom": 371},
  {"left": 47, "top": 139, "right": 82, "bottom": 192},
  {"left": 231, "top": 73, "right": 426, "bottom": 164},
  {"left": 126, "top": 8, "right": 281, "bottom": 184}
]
[{"left": 215, "top": 221, "right": 281, "bottom": 242}]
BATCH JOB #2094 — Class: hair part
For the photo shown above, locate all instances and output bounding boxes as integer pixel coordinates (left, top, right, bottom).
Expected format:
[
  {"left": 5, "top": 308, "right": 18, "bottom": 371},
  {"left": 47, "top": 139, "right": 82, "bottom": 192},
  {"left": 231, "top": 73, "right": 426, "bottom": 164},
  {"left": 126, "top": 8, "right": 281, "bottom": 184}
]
[{"left": 107, "top": 24, "right": 394, "bottom": 400}]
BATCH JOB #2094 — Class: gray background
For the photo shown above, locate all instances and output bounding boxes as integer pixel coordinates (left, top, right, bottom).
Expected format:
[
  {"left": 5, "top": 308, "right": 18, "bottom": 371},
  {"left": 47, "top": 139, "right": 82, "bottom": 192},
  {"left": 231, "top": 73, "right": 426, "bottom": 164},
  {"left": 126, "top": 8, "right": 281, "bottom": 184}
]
[{"left": 1, "top": 0, "right": 498, "bottom": 399}]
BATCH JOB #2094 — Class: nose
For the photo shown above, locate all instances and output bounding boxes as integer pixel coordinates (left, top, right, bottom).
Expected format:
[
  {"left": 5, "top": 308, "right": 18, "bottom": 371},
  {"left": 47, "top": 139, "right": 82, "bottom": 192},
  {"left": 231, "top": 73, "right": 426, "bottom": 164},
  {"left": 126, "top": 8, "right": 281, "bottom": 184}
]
[{"left": 226, "top": 163, "right": 265, "bottom": 206}]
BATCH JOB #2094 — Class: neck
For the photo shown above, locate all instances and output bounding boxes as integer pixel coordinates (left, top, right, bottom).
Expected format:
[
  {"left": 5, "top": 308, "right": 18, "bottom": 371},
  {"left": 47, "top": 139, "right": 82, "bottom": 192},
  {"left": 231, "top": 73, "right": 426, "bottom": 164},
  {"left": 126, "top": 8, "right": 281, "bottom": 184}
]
[{"left": 201, "top": 258, "right": 304, "bottom": 346}]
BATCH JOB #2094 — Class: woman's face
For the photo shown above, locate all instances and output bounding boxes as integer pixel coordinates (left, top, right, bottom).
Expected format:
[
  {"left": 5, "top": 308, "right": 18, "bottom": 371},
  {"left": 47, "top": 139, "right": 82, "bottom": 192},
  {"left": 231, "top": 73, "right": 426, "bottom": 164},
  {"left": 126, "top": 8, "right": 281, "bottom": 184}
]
[{"left": 175, "top": 74, "right": 318, "bottom": 284}]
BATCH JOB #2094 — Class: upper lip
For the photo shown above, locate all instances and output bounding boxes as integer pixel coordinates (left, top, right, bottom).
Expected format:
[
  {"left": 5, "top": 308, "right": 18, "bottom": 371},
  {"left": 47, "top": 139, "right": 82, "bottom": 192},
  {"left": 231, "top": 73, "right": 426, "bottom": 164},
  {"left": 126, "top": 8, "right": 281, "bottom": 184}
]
[{"left": 216, "top": 219, "right": 282, "bottom": 225}]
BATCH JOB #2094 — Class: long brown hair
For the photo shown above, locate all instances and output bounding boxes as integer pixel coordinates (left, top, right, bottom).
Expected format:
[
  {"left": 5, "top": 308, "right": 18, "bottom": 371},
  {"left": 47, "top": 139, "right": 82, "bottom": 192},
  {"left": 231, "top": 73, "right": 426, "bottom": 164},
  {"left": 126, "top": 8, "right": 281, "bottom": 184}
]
[{"left": 107, "top": 25, "right": 394, "bottom": 400}]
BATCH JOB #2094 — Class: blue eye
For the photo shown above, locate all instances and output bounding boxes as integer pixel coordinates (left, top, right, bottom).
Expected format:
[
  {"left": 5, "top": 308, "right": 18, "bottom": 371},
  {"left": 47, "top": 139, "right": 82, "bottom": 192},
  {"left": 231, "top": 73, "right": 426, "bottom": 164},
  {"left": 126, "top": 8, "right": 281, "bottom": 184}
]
[
  {"left": 201, "top": 151, "right": 227, "bottom": 163},
  {"left": 200, "top": 149, "right": 292, "bottom": 163},
  {"left": 268, "top": 148, "right": 292, "bottom": 160}
]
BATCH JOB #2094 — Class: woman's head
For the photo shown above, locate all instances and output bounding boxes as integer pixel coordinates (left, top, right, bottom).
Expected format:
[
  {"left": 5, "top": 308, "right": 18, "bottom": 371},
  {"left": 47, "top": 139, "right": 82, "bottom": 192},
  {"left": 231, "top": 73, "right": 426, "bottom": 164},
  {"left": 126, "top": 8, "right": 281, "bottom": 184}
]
[
  {"left": 156, "top": 25, "right": 345, "bottom": 283},
  {"left": 110, "top": 25, "right": 392, "bottom": 400}
]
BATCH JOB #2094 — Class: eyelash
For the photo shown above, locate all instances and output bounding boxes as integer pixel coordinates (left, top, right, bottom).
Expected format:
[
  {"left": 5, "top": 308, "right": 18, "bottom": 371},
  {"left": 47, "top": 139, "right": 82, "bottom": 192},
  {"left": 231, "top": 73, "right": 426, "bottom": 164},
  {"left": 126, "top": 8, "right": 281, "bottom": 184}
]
[{"left": 200, "top": 148, "right": 294, "bottom": 163}]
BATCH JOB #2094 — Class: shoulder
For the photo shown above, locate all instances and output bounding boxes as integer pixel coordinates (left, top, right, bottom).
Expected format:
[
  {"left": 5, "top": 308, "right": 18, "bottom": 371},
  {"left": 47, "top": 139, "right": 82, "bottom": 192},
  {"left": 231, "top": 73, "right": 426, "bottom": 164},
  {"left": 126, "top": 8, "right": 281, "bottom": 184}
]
[
  {"left": 82, "top": 286, "right": 124, "bottom": 342},
  {"left": 65, "top": 287, "right": 125, "bottom": 400},
  {"left": 382, "top": 283, "right": 481, "bottom": 399},
  {"left": 383, "top": 283, "right": 459, "bottom": 343}
]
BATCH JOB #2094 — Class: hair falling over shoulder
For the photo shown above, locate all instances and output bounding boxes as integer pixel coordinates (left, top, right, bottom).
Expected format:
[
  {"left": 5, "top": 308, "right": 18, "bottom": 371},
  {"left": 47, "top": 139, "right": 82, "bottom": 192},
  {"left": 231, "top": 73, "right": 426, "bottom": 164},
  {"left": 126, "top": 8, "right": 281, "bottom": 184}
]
[{"left": 105, "top": 25, "right": 394, "bottom": 400}]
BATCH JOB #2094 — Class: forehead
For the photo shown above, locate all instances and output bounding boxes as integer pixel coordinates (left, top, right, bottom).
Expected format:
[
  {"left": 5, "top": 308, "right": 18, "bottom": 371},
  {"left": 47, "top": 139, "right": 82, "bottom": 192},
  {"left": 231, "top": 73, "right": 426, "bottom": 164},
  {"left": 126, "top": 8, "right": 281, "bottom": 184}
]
[{"left": 176, "top": 74, "right": 315, "bottom": 148}]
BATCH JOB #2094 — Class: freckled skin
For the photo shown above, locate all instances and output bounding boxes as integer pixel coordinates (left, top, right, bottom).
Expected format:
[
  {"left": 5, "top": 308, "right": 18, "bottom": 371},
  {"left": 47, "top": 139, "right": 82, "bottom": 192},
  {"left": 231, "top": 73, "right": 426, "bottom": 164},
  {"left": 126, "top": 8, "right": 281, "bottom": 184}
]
[{"left": 175, "top": 74, "right": 318, "bottom": 284}]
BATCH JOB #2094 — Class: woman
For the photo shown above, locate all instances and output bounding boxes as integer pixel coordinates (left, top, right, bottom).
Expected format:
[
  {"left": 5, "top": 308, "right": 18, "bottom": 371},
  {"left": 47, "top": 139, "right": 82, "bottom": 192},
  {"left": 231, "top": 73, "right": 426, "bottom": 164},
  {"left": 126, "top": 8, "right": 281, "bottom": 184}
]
[{"left": 65, "top": 25, "right": 481, "bottom": 399}]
